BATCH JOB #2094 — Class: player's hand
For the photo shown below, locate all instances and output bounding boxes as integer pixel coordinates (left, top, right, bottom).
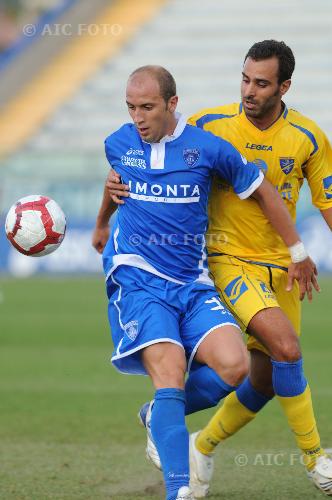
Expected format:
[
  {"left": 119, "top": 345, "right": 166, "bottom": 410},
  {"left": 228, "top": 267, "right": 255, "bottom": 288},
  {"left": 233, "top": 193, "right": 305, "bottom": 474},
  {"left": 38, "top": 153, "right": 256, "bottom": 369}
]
[
  {"left": 92, "top": 225, "right": 110, "bottom": 254},
  {"left": 286, "top": 257, "right": 320, "bottom": 301},
  {"left": 106, "top": 169, "right": 129, "bottom": 205}
]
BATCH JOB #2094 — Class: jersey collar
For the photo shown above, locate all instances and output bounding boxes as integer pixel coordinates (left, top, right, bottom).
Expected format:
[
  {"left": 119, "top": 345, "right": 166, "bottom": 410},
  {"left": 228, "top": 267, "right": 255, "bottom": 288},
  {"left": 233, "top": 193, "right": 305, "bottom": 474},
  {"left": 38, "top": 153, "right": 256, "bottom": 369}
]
[
  {"left": 165, "top": 112, "right": 187, "bottom": 141},
  {"left": 239, "top": 102, "right": 288, "bottom": 135},
  {"left": 143, "top": 112, "right": 187, "bottom": 145}
]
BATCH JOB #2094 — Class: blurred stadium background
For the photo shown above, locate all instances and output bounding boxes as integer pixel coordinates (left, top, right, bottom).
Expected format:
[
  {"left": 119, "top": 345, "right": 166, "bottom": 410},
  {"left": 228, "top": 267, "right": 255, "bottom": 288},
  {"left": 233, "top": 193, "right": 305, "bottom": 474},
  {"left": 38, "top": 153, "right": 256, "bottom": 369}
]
[
  {"left": 0, "top": 1, "right": 331, "bottom": 499},
  {"left": 0, "top": 0, "right": 331, "bottom": 275}
]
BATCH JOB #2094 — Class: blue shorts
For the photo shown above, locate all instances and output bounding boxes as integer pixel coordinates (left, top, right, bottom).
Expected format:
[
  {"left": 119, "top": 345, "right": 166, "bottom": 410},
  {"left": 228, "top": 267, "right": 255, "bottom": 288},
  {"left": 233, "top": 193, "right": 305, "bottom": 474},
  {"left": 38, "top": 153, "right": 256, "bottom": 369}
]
[{"left": 106, "top": 266, "right": 240, "bottom": 375}]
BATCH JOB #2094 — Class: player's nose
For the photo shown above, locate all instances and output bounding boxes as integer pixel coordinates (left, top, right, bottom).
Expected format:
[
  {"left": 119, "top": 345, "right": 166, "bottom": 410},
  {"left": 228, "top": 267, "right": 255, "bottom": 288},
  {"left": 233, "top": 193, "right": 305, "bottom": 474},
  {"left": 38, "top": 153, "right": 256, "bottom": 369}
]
[
  {"left": 244, "top": 84, "right": 256, "bottom": 98},
  {"left": 133, "top": 109, "right": 144, "bottom": 123}
]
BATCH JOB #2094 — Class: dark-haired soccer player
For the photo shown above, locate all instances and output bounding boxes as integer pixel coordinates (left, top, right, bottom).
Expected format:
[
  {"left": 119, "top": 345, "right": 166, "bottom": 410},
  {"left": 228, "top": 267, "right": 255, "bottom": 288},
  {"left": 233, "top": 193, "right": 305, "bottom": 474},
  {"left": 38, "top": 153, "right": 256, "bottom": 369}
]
[{"left": 186, "top": 40, "right": 332, "bottom": 497}]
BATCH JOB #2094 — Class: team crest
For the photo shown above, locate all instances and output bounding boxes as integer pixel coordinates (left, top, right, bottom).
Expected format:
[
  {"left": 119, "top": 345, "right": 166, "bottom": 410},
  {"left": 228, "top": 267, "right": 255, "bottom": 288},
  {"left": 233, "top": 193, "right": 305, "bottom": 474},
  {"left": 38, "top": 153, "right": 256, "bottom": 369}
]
[
  {"left": 124, "top": 320, "right": 139, "bottom": 341},
  {"left": 259, "top": 282, "right": 275, "bottom": 299},
  {"left": 183, "top": 148, "right": 200, "bottom": 167},
  {"left": 279, "top": 157, "right": 295, "bottom": 175}
]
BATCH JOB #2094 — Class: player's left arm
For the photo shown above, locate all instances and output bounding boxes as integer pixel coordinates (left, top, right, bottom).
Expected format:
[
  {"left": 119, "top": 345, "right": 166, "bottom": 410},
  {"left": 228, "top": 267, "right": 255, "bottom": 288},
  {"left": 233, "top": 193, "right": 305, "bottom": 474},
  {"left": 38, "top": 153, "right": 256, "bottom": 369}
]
[
  {"left": 320, "top": 207, "right": 332, "bottom": 230},
  {"left": 251, "top": 178, "right": 319, "bottom": 301},
  {"left": 303, "top": 125, "right": 332, "bottom": 230}
]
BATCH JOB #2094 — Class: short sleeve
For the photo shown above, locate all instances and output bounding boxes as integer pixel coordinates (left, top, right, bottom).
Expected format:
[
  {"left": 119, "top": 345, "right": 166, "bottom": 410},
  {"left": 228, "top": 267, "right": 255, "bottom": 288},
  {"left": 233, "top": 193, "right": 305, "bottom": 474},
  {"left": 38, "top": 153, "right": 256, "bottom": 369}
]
[
  {"left": 104, "top": 136, "right": 114, "bottom": 168},
  {"left": 303, "top": 128, "right": 332, "bottom": 210},
  {"left": 213, "top": 136, "right": 264, "bottom": 199}
]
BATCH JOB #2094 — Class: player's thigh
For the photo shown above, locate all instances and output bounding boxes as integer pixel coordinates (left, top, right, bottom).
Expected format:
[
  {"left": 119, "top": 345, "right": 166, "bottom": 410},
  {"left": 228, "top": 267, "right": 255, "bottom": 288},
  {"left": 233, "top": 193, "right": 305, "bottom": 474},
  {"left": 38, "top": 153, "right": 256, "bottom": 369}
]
[
  {"left": 248, "top": 306, "right": 301, "bottom": 361},
  {"left": 209, "top": 258, "right": 280, "bottom": 355},
  {"left": 107, "top": 267, "right": 182, "bottom": 375},
  {"left": 195, "top": 324, "right": 249, "bottom": 385},
  {"left": 195, "top": 324, "right": 246, "bottom": 367},
  {"left": 248, "top": 279, "right": 301, "bottom": 356},
  {"left": 246, "top": 270, "right": 301, "bottom": 362},
  {"left": 275, "top": 271, "right": 301, "bottom": 335}
]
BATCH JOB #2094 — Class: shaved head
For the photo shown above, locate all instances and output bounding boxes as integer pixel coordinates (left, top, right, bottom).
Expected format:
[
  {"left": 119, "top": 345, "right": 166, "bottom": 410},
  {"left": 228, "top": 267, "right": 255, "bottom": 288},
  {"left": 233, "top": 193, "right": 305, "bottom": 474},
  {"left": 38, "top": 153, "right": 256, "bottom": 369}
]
[{"left": 129, "top": 65, "right": 176, "bottom": 103}]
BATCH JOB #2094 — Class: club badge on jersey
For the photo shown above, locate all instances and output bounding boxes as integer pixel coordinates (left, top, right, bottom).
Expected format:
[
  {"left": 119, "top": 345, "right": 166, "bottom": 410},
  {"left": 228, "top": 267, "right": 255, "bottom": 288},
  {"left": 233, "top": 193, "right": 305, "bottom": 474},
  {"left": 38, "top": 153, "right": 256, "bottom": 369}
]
[
  {"left": 183, "top": 148, "right": 200, "bottom": 167},
  {"left": 279, "top": 157, "right": 295, "bottom": 175}
]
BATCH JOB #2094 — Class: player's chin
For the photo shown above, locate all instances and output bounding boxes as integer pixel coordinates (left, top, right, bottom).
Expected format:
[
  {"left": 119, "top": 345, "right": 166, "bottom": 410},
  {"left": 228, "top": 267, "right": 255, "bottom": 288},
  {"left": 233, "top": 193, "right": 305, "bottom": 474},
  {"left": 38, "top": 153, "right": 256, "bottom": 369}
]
[
  {"left": 140, "top": 134, "right": 154, "bottom": 143},
  {"left": 137, "top": 131, "right": 152, "bottom": 142},
  {"left": 243, "top": 105, "right": 260, "bottom": 117}
]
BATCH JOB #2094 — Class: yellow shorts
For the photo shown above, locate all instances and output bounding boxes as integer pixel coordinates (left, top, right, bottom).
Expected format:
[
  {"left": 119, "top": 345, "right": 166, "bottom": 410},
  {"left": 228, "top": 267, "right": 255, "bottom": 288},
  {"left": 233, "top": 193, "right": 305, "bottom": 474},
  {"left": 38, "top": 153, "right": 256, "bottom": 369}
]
[{"left": 208, "top": 255, "right": 301, "bottom": 355}]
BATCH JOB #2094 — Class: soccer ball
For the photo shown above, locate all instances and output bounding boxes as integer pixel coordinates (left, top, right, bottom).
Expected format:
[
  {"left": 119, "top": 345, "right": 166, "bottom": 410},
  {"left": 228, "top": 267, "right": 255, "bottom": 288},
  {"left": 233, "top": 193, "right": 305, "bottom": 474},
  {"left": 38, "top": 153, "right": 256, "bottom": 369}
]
[{"left": 5, "top": 195, "right": 66, "bottom": 257}]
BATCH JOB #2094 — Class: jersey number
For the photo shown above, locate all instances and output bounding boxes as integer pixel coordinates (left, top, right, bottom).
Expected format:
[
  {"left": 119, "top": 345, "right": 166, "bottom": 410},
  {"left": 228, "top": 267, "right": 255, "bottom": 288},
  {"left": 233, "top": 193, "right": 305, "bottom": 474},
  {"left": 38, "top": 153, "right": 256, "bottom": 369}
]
[{"left": 205, "top": 297, "right": 225, "bottom": 311}]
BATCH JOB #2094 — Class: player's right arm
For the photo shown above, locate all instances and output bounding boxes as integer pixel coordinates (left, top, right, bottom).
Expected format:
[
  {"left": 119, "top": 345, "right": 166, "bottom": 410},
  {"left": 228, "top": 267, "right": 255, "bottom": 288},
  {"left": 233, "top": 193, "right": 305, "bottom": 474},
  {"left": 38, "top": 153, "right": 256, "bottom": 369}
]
[
  {"left": 106, "top": 169, "right": 129, "bottom": 204},
  {"left": 92, "top": 180, "right": 118, "bottom": 254},
  {"left": 212, "top": 136, "right": 319, "bottom": 301},
  {"left": 251, "top": 178, "right": 319, "bottom": 301}
]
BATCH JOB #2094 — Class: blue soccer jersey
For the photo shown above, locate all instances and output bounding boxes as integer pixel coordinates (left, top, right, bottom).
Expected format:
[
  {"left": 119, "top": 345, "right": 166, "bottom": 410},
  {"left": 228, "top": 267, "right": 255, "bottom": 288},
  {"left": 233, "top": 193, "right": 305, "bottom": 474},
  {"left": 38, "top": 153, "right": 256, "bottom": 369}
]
[{"left": 103, "top": 114, "right": 263, "bottom": 284}]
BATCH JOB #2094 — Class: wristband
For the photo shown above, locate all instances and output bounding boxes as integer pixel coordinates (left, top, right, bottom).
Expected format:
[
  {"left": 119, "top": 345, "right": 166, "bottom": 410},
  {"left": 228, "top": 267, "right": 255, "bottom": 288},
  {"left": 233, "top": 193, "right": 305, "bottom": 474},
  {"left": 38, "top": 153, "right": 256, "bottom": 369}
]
[{"left": 288, "top": 241, "right": 308, "bottom": 263}]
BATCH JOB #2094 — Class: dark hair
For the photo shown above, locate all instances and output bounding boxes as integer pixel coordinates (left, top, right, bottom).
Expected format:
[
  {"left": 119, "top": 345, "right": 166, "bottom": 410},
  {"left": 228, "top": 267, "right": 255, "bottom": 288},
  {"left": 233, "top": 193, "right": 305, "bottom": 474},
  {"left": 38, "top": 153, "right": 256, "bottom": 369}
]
[
  {"left": 129, "top": 65, "right": 177, "bottom": 103},
  {"left": 244, "top": 40, "right": 295, "bottom": 84}
]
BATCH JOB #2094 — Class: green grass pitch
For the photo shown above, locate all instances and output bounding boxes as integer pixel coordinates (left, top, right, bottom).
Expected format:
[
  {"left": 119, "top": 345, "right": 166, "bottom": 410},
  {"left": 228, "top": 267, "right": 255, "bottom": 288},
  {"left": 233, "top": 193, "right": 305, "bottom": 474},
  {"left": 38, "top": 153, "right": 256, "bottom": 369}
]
[{"left": 0, "top": 275, "right": 331, "bottom": 499}]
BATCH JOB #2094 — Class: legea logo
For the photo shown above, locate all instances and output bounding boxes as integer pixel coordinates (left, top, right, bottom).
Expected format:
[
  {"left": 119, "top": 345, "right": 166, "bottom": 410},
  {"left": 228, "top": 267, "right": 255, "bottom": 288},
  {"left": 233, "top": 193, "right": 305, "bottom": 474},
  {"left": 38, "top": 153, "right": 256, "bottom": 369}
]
[{"left": 246, "top": 143, "right": 272, "bottom": 151}]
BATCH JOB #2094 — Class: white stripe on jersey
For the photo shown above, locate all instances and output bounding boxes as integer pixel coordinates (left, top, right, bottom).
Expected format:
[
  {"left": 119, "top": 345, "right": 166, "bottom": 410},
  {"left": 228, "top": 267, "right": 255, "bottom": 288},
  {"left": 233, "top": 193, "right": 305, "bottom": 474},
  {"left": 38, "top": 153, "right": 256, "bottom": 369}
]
[
  {"left": 238, "top": 170, "right": 264, "bottom": 199},
  {"left": 150, "top": 142, "right": 166, "bottom": 169},
  {"left": 105, "top": 253, "right": 186, "bottom": 285},
  {"left": 195, "top": 270, "right": 214, "bottom": 286},
  {"left": 111, "top": 338, "right": 184, "bottom": 375},
  {"left": 113, "top": 225, "right": 120, "bottom": 252},
  {"left": 110, "top": 272, "right": 125, "bottom": 332},
  {"left": 148, "top": 114, "right": 187, "bottom": 169},
  {"left": 196, "top": 235, "right": 214, "bottom": 286},
  {"left": 129, "top": 193, "right": 200, "bottom": 203}
]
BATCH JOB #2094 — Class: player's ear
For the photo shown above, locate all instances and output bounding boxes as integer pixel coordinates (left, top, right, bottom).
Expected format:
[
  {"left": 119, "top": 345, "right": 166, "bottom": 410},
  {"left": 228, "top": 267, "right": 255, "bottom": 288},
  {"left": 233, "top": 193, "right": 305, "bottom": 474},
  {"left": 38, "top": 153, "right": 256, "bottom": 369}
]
[
  {"left": 280, "top": 79, "right": 291, "bottom": 96},
  {"left": 168, "top": 95, "right": 178, "bottom": 112}
]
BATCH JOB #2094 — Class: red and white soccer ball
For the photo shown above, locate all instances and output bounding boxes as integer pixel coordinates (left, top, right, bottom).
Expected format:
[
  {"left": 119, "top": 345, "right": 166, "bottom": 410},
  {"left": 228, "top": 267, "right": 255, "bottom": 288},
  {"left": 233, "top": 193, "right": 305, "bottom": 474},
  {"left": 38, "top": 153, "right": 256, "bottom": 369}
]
[{"left": 5, "top": 195, "right": 66, "bottom": 257}]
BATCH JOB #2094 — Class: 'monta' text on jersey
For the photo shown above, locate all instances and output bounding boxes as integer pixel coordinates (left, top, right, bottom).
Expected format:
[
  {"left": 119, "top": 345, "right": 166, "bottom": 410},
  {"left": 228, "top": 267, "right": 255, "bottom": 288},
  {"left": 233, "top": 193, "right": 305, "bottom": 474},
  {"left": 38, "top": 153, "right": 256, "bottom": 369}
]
[{"left": 127, "top": 179, "right": 200, "bottom": 201}]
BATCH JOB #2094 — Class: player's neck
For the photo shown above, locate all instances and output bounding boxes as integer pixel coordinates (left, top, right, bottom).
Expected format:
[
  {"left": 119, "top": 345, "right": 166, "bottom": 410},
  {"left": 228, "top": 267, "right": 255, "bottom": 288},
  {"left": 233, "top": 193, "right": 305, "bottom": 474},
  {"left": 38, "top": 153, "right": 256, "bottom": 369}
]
[
  {"left": 246, "top": 102, "right": 284, "bottom": 131},
  {"left": 165, "top": 113, "right": 178, "bottom": 137},
  {"left": 155, "top": 114, "right": 178, "bottom": 142}
]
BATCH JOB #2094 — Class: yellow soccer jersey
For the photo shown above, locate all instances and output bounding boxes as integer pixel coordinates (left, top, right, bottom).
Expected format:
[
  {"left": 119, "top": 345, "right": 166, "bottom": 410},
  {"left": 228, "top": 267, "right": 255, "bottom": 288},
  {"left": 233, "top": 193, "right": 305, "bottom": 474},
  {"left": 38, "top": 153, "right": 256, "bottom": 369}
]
[{"left": 188, "top": 103, "right": 332, "bottom": 267}]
